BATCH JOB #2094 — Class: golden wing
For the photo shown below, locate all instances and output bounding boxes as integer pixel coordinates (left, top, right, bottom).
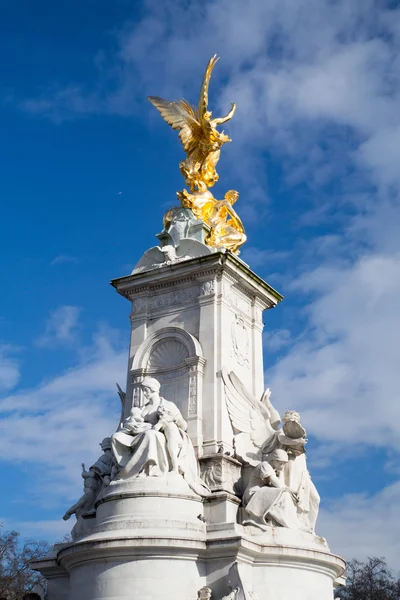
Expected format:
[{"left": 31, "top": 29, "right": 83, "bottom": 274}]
[
  {"left": 147, "top": 96, "right": 201, "bottom": 155},
  {"left": 198, "top": 54, "right": 219, "bottom": 123}
]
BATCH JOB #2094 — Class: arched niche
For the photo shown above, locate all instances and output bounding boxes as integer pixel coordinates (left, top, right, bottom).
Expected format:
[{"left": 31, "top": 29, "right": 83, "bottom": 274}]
[{"left": 130, "top": 327, "right": 206, "bottom": 452}]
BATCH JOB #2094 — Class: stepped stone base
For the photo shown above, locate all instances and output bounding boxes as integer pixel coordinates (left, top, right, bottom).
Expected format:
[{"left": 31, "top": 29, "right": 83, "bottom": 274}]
[{"left": 33, "top": 481, "right": 344, "bottom": 600}]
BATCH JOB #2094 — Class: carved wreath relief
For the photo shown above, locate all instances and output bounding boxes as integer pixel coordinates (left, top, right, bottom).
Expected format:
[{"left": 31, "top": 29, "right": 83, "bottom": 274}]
[{"left": 231, "top": 314, "right": 250, "bottom": 368}]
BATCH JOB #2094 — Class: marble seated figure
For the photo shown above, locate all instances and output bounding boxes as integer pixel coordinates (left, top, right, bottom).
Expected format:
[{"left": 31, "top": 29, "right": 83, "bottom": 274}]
[
  {"left": 243, "top": 448, "right": 306, "bottom": 531},
  {"left": 111, "top": 376, "right": 209, "bottom": 496}
]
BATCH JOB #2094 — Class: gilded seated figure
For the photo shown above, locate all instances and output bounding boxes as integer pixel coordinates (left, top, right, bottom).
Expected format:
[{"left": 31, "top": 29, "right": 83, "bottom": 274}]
[
  {"left": 206, "top": 190, "right": 247, "bottom": 253},
  {"left": 178, "top": 189, "right": 246, "bottom": 254}
]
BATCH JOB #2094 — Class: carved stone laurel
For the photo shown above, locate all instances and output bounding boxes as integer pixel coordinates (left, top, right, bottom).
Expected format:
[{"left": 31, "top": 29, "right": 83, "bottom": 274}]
[{"left": 231, "top": 314, "right": 250, "bottom": 368}]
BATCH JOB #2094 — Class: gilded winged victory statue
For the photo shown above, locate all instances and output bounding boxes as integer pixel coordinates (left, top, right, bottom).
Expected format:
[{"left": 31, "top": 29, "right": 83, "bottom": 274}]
[{"left": 148, "top": 55, "right": 247, "bottom": 254}]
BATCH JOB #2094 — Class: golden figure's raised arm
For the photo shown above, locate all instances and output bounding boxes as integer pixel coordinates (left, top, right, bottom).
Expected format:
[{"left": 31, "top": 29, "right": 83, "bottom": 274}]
[{"left": 212, "top": 103, "right": 236, "bottom": 126}]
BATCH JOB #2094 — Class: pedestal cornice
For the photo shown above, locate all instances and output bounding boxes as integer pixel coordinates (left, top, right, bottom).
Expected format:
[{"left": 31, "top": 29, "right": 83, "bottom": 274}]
[{"left": 111, "top": 250, "right": 283, "bottom": 310}]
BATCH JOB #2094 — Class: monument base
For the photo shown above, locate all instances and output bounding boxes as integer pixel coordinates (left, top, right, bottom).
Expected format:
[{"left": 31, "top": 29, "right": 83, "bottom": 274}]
[
  {"left": 206, "top": 523, "right": 344, "bottom": 600},
  {"left": 30, "top": 252, "right": 345, "bottom": 600},
  {"left": 33, "top": 487, "right": 344, "bottom": 600}
]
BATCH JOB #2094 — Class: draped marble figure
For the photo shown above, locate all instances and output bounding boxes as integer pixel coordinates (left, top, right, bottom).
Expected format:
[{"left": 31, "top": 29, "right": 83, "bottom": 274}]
[
  {"left": 261, "top": 410, "right": 320, "bottom": 532},
  {"left": 243, "top": 449, "right": 303, "bottom": 530},
  {"left": 112, "top": 377, "right": 209, "bottom": 497},
  {"left": 222, "top": 369, "right": 320, "bottom": 532}
]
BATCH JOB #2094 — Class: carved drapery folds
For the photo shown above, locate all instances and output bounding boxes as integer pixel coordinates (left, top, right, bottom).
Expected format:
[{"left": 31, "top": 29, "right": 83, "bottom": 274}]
[
  {"left": 130, "top": 327, "right": 205, "bottom": 452},
  {"left": 222, "top": 369, "right": 321, "bottom": 534}
]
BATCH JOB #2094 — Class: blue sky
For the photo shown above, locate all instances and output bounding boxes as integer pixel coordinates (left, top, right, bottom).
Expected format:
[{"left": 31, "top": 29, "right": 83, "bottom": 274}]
[{"left": 1, "top": 0, "right": 400, "bottom": 566}]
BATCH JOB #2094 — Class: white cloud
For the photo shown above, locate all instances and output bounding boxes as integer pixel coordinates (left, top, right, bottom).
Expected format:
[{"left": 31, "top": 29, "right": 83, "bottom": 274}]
[
  {"left": 50, "top": 255, "right": 78, "bottom": 266},
  {"left": 241, "top": 247, "right": 290, "bottom": 270},
  {"left": 0, "top": 327, "right": 125, "bottom": 511},
  {"left": 16, "top": 0, "right": 400, "bottom": 222},
  {"left": 262, "top": 232, "right": 400, "bottom": 565},
  {"left": 319, "top": 482, "right": 400, "bottom": 570},
  {"left": 0, "top": 345, "right": 20, "bottom": 392},
  {"left": 263, "top": 329, "right": 292, "bottom": 353},
  {"left": 1, "top": 517, "right": 71, "bottom": 543},
  {"left": 36, "top": 306, "right": 81, "bottom": 348},
  {"left": 266, "top": 253, "right": 400, "bottom": 450}
]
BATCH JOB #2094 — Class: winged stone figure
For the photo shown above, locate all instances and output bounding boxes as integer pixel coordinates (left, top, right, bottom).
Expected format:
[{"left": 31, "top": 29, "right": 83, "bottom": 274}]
[
  {"left": 147, "top": 54, "right": 236, "bottom": 193},
  {"left": 221, "top": 369, "right": 281, "bottom": 466}
]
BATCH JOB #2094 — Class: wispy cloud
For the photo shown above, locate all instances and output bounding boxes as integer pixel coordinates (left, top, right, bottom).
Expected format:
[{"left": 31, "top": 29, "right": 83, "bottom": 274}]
[
  {"left": 17, "top": 0, "right": 400, "bottom": 213},
  {"left": 0, "top": 345, "right": 20, "bottom": 392},
  {"left": 263, "top": 329, "right": 292, "bottom": 353},
  {"left": 266, "top": 253, "right": 400, "bottom": 452},
  {"left": 319, "top": 482, "right": 400, "bottom": 567},
  {"left": 241, "top": 247, "right": 290, "bottom": 270},
  {"left": 35, "top": 306, "right": 81, "bottom": 348},
  {"left": 2, "top": 517, "right": 71, "bottom": 543},
  {"left": 0, "top": 326, "right": 125, "bottom": 514},
  {"left": 50, "top": 255, "right": 78, "bottom": 266}
]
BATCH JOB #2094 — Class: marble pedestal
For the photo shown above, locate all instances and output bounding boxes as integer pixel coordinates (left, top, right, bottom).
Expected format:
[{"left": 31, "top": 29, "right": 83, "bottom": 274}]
[
  {"left": 34, "top": 496, "right": 344, "bottom": 600},
  {"left": 32, "top": 250, "right": 345, "bottom": 599},
  {"left": 57, "top": 476, "right": 205, "bottom": 600}
]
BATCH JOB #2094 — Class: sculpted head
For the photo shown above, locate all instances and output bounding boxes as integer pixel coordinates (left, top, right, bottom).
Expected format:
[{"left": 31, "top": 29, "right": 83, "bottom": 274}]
[
  {"left": 282, "top": 410, "right": 300, "bottom": 423},
  {"left": 140, "top": 377, "right": 161, "bottom": 402},
  {"left": 198, "top": 587, "right": 212, "bottom": 600},
  {"left": 269, "top": 448, "right": 289, "bottom": 472},
  {"left": 100, "top": 437, "right": 112, "bottom": 451},
  {"left": 225, "top": 190, "right": 239, "bottom": 205}
]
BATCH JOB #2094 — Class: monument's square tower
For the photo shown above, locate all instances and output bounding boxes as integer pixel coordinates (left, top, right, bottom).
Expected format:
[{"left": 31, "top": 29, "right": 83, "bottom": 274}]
[
  {"left": 32, "top": 56, "right": 345, "bottom": 600},
  {"left": 113, "top": 250, "right": 281, "bottom": 456}
]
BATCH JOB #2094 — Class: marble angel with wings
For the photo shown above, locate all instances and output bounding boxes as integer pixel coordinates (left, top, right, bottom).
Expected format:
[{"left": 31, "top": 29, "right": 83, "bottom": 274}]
[
  {"left": 221, "top": 369, "right": 281, "bottom": 466},
  {"left": 222, "top": 369, "right": 320, "bottom": 532}
]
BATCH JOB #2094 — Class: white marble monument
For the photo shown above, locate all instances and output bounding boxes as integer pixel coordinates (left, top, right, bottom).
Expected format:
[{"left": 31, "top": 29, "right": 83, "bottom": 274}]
[{"left": 32, "top": 55, "right": 345, "bottom": 599}]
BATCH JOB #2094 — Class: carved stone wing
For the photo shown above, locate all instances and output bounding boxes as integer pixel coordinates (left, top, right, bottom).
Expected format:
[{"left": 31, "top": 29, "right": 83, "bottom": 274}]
[
  {"left": 147, "top": 96, "right": 201, "bottom": 155},
  {"left": 222, "top": 369, "right": 278, "bottom": 465},
  {"left": 176, "top": 238, "right": 213, "bottom": 260},
  {"left": 131, "top": 246, "right": 166, "bottom": 274}
]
